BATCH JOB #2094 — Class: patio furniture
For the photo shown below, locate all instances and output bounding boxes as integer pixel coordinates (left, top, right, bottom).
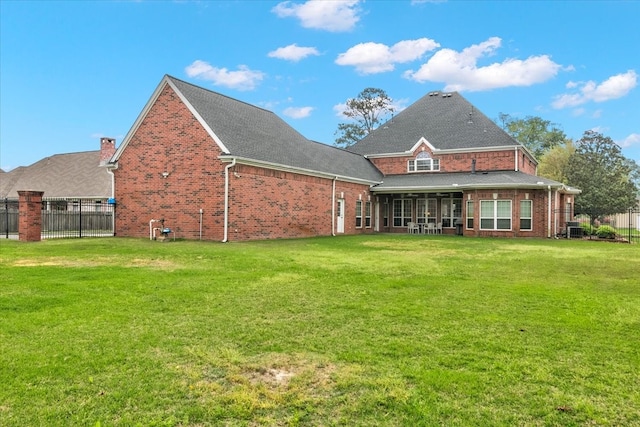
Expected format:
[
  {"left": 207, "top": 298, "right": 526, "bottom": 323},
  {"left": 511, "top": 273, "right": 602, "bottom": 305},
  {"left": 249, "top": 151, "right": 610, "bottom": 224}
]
[{"left": 407, "top": 222, "right": 420, "bottom": 234}]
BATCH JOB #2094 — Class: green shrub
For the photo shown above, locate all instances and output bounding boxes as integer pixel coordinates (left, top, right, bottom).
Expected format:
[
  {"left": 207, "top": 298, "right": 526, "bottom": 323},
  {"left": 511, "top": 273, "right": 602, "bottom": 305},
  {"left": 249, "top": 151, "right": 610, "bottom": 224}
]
[
  {"left": 596, "top": 225, "right": 617, "bottom": 239},
  {"left": 580, "top": 223, "right": 596, "bottom": 235}
]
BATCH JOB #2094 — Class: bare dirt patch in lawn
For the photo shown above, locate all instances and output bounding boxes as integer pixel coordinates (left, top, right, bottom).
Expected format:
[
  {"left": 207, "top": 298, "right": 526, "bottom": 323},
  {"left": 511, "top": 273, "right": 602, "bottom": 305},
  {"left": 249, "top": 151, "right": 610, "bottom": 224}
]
[{"left": 12, "top": 257, "right": 179, "bottom": 270}]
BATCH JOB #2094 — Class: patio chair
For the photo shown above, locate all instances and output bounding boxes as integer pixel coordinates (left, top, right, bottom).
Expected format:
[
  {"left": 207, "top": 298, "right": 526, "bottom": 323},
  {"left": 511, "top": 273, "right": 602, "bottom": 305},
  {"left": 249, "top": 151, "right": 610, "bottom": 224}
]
[
  {"left": 427, "top": 223, "right": 436, "bottom": 234},
  {"left": 436, "top": 222, "right": 443, "bottom": 234},
  {"left": 407, "top": 222, "right": 420, "bottom": 234}
]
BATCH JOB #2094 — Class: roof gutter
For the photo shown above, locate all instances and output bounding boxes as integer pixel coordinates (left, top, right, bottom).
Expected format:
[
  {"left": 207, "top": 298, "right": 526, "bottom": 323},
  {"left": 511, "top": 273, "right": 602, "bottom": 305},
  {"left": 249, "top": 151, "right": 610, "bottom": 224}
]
[
  {"left": 222, "top": 157, "right": 236, "bottom": 243},
  {"left": 219, "top": 155, "right": 381, "bottom": 186},
  {"left": 371, "top": 182, "right": 576, "bottom": 194},
  {"left": 364, "top": 144, "right": 524, "bottom": 159}
]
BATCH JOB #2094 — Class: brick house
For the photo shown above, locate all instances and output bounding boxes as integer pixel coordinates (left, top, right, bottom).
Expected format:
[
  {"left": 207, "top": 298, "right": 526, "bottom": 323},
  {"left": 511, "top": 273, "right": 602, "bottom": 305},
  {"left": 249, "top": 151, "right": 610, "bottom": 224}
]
[
  {"left": 108, "top": 75, "right": 579, "bottom": 241},
  {"left": 1, "top": 137, "right": 116, "bottom": 209}
]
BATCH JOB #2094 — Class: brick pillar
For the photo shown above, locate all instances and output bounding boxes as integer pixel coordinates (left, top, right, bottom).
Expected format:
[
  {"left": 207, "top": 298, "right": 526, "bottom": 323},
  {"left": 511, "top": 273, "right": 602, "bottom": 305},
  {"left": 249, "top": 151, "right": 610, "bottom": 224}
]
[{"left": 18, "top": 191, "right": 44, "bottom": 242}]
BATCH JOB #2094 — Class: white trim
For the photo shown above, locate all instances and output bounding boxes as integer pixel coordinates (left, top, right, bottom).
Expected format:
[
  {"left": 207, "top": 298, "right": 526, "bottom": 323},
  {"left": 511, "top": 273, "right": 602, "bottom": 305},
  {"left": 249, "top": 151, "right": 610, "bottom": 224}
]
[
  {"left": 111, "top": 76, "right": 230, "bottom": 163},
  {"left": 165, "top": 78, "right": 230, "bottom": 154},
  {"left": 408, "top": 137, "right": 436, "bottom": 154},
  {"left": 364, "top": 144, "right": 523, "bottom": 159},
  {"left": 218, "top": 155, "right": 381, "bottom": 186},
  {"left": 372, "top": 182, "right": 577, "bottom": 194}
]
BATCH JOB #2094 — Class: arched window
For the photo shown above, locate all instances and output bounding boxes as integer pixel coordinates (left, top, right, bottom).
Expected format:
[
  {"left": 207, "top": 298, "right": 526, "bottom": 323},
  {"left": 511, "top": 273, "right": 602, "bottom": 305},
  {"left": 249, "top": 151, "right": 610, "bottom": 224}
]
[{"left": 408, "top": 151, "right": 440, "bottom": 172}]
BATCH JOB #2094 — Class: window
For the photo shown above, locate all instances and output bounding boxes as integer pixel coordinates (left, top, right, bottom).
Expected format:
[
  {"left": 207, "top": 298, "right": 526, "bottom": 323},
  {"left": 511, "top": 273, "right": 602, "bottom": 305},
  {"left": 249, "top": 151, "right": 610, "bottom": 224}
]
[
  {"left": 365, "top": 201, "right": 372, "bottom": 228},
  {"left": 466, "top": 200, "right": 474, "bottom": 229},
  {"left": 355, "top": 200, "right": 362, "bottom": 228},
  {"left": 520, "top": 200, "right": 532, "bottom": 231},
  {"left": 383, "top": 201, "right": 389, "bottom": 227},
  {"left": 441, "top": 198, "right": 462, "bottom": 228},
  {"left": 408, "top": 152, "right": 440, "bottom": 172},
  {"left": 416, "top": 198, "right": 437, "bottom": 224},
  {"left": 393, "top": 199, "right": 412, "bottom": 227},
  {"left": 480, "top": 200, "right": 512, "bottom": 230}
]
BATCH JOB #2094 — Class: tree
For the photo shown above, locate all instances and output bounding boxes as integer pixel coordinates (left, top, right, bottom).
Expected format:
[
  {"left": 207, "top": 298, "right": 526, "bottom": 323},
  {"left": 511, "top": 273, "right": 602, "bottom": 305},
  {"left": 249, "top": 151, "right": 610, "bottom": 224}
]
[
  {"left": 498, "top": 113, "right": 567, "bottom": 159},
  {"left": 565, "top": 130, "right": 638, "bottom": 220},
  {"left": 334, "top": 88, "right": 394, "bottom": 148},
  {"left": 537, "top": 140, "right": 575, "bottom": 183}
]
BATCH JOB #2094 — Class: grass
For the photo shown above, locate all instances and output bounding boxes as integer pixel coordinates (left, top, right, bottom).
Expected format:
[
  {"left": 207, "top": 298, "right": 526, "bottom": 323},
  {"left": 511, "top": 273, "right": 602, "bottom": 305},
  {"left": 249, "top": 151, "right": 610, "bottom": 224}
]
[{"left": 1, "top": 235, "right": 639, "bottom": 426}]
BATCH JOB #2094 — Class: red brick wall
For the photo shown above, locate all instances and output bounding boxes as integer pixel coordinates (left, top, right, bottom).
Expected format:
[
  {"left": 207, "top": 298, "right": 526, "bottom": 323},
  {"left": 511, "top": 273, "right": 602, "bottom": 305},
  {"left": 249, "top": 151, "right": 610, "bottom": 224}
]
[
  {"left": 113, "top": 83, "right": 226, "bottom": 240},
  {"left": 113, "top": 83, "right": 373, "bottom": 241},
  {"left": 227, "top": 164, "right": 372, "bottom": 240},
  {"left": 369, "top": 145, "right": 537, "bottom": 176},
  {"left": 463, "top": 189, "right": 561, "bottom": 238}
]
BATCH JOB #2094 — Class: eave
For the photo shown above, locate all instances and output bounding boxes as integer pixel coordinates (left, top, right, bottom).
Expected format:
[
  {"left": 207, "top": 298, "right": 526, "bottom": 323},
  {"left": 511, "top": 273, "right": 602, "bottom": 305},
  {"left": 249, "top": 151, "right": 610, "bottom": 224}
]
[{"left": 219, "top": 155, "right": 382, "bottom": 186}]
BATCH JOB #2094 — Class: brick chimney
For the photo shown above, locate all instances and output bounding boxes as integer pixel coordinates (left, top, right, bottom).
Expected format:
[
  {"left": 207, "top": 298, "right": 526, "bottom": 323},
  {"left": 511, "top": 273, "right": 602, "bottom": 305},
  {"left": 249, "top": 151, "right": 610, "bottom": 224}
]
[{"left": 100, "top": 137, "right": 116, "bottom": 165}]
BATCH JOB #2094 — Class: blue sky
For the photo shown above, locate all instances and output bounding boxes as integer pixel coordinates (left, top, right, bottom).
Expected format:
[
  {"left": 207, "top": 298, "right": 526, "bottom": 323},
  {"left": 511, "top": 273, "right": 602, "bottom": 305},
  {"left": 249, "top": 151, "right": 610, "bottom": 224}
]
[{"left": 1, "top": 0, "right": 639, "bottom": 172}]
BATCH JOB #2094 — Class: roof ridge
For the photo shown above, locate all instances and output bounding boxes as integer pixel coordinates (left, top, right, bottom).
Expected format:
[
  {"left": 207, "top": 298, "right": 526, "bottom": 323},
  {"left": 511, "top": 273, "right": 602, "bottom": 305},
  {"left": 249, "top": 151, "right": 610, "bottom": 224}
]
[{"left": 166, "top": 74, "right": 274, "bottom": 114}]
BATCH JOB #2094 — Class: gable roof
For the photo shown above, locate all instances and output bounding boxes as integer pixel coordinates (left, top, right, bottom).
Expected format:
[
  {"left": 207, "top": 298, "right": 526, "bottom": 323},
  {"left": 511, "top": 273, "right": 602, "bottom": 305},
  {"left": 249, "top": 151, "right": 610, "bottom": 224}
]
[
  {"left": 348, "top": 91, "right": 522, "bottom": 157},
  {"left": 112, "top": 75, "right": 382, "bottom": 184},
  {"left": 0, "top": 151, "right": 112, "bottom": 199},
  {"left": 371, "top": 171, "right": 580, "bottom": 194}
]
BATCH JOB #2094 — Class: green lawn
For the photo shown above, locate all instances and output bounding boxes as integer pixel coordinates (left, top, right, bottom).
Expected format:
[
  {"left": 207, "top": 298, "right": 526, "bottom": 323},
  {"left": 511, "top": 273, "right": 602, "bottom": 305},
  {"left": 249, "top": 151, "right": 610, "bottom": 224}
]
[{"left": 1, "top": 235, "right": 638, "bottom": 426}]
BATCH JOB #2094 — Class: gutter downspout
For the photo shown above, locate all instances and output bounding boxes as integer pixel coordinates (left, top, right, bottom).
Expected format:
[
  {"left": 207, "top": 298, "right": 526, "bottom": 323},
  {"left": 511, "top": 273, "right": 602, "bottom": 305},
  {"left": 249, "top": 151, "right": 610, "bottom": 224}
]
[
  {"left": 331, "top": 176, "right": 337, "bottom": 236},
  {"left": 222, "top": 158, "right": 236, "bottom": 243},
  {"left": 547, "top": 185, "right": 552, "bottom": 238},
  {"left": 106, "top": 164, "right": 117, "bottom": 235}
]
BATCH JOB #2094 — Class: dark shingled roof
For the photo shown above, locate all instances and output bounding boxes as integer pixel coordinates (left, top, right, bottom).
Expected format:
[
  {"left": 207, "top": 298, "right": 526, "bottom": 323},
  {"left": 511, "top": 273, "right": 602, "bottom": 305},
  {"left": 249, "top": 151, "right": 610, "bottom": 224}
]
[
  {"left": 348, "top": 91, "right": 520, "bottom": 156},
  {"left": 0, "top": 151, "right": 112, "bottom": 199},
  {"left": 167, "top": 76, "right": 382, "bottom": 183},
  {"left": 372, "top": 171, "right": 575, "bottom": 193}
]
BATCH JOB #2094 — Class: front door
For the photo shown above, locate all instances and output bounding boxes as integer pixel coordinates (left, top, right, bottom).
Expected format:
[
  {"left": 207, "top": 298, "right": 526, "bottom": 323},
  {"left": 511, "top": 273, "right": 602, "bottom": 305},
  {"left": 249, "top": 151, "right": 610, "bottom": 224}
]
[{"left": 337, "top": 199, "right": 345, "bottom": 233}]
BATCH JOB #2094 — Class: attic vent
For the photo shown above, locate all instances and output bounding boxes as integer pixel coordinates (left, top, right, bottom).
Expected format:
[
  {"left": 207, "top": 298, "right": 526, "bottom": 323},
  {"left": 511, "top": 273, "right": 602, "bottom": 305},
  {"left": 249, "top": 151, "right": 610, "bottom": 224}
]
[
  {"left": 428, "top": 91, "right": 439, "bottom": 97},
  {"left": 441, "top": 93, "right": 452, "bottom": 98}
]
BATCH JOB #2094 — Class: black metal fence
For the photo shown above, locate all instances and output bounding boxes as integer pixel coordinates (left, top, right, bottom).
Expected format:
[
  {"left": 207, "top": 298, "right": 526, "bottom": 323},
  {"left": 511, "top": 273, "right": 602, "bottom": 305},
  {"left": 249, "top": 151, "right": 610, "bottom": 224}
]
[
  {"left": 1, "top": 198, "right": 19, "bottom": 238},
  {"left": 557, "top": 208, "right": 640, "bottom": 243},
  {"left": 1, "top": 198, "right": 115, "bottom": 239}
]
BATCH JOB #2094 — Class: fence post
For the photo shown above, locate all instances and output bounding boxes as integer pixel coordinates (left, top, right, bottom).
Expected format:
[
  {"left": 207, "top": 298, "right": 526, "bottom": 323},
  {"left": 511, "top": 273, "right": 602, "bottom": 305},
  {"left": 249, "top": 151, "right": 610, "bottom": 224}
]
[
  {"left": 4, "top": 198, "right": 8, "bottom": 239},
  {"left": 18, "top": 191, "right": 44, "bottom": 242}
]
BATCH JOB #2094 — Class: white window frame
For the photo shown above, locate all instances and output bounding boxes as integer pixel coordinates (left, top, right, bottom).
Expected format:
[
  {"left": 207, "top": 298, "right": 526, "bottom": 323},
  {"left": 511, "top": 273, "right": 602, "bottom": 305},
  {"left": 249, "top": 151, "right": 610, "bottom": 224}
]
[
  {"left": 408, "top": 152, "right": 440, "bottom": 172},
  {"left": 480, "top": 200, "right": 512, "bottom": 231},
  {"left": 466, "top": 200, "right": 474, "bottom": 229},
  {"left": 520, "top": 200, "right": 533, "bottom": 231},
  {"left": 355, "top": 200, "right": 363, "bottom": 228},
  {"left": 365, "top": 201, "right": 372, "bottom": 228},
  {"left": 441, "top": 198, "right": 462, "bottom": 228},
  {"left": 393, "top": 199, "right": 412, "bottom": 227}
]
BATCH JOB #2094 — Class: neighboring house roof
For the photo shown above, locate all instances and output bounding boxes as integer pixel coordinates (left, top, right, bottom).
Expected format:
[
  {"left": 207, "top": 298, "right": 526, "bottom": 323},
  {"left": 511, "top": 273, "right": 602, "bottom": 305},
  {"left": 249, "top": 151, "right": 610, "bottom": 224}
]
[
  {"left": 372, "top": 171, "right": 581, "bottom": 194},
  {"left": 112, "top": 75, "right": 383, "bottom": 184},
  {"left": 0, "top": 151, "right": 112, "bottom": 199},
  {"left": 348, "top": 91, "right": 523, "bottom": 157}
]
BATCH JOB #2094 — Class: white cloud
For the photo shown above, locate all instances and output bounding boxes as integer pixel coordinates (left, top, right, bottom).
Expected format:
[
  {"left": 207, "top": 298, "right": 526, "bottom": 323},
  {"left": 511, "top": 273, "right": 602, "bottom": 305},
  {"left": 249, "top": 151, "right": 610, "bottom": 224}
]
[
  {"left": 272, "top": 0, "right": 361, "bottom": 32},
  {"left": 283, "top": 106, "right": 314, "bottom": 119},
  {"left": 404, "top": 37, "right": 561, "bottom": 92},
  {"left": 619, "top": 133, "right": 640, "bottom": 148},
  {"left": 335, "top": 38, "right": 440, "bottom": 74},
  {"left": 268, "top": 44, "right": 320, "bottom": 62},
  {"left": 185, "top": 60, "right": 264, "bottom": 91},
  {"left": 552, "top": 70, "right": 638, "bottom": 109}
]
